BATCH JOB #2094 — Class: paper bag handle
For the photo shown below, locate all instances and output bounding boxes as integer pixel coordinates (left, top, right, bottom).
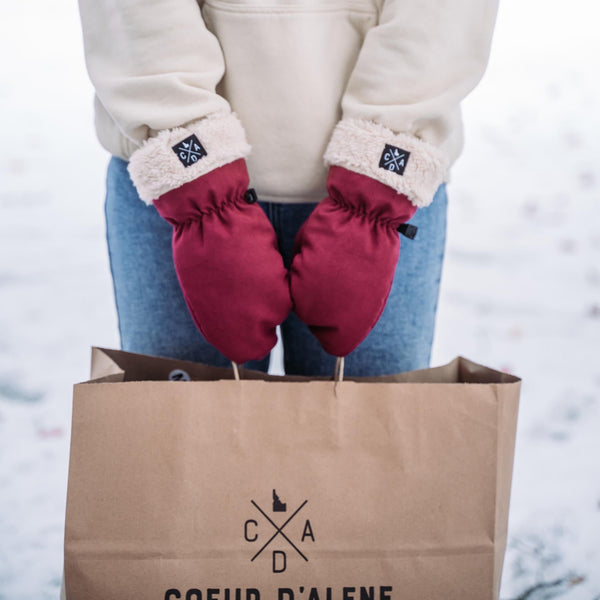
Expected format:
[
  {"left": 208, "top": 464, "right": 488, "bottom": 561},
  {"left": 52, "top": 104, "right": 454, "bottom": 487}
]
[
  {"left": 231, "top": 361, "right": 241, "bottom": 381},
  {"left": 334, "top": 356, "right": 345, "bottom": 382}
]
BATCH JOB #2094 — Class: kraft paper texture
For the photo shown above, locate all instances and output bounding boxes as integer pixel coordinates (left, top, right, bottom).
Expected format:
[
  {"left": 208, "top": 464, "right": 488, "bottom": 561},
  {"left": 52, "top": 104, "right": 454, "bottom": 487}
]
[{"left": 63, "top": 347, "right": 521, "bottom": 600}]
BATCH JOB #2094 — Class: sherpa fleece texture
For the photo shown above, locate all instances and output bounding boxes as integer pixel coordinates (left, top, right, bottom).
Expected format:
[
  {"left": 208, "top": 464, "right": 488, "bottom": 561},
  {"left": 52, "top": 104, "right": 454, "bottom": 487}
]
[
  {"left": 127, "top": 110, "right": 251, "bottom": 204},
  {"left": 323, "top": 117, "right": 450, "bottom": 209}
]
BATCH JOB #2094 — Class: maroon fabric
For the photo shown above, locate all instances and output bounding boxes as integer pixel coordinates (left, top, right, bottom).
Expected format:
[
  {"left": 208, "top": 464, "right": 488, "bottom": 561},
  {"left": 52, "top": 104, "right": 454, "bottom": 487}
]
[
  {"left": 153, "top": 158, "right": 291, "bottom": 364},
  {"left": 289, "top": 165, "right": 417, "bottom": 357}
]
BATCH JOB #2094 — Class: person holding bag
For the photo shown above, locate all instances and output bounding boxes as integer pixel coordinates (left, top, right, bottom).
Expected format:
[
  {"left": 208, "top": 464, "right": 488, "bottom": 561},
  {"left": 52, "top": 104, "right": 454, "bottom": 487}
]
[{"left": 76, "top": 0, "right": 499, "bottom": 377}]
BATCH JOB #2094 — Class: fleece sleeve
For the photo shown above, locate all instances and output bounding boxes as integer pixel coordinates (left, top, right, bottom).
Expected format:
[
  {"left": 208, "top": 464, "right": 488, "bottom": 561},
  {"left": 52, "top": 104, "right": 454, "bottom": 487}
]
[
  {"left": 77, "top": 0, "right": 251, "bottom": 202},
  {"left": 323, "top": 0, "right": 499, "bottom": 208}
]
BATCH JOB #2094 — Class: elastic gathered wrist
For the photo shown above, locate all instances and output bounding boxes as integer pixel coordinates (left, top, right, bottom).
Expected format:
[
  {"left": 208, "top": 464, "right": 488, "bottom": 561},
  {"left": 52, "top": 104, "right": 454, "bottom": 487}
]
[
  {"left": 325, "top": 164, "right": 418, "bottom": 227},
  {"left": 152, "top": 157, "right": 251, "bottom": 224}
]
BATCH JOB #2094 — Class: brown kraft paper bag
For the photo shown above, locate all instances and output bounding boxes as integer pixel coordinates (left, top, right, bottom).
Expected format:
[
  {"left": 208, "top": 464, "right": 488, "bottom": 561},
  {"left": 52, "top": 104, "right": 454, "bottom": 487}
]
[{"left": 63, "top": 346, "right": 521, "bottom": 600}]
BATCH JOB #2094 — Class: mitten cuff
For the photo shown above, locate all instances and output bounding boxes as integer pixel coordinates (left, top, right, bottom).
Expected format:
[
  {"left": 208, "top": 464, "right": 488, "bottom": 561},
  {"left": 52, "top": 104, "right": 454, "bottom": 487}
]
[
  {"left": 323, "top": 117, "right": 449, "bottom": 209},
  {"left": 127, "top": 110, "right": 252, "bottom": 204}
]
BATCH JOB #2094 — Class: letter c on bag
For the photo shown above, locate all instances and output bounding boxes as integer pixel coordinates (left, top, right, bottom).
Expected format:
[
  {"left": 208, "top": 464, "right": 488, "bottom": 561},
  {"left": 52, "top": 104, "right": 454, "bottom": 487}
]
[
  {"left": 165, "top": 590, "right": 182, "bottom": 600},
  {"left": 244, "top": 519, "right": 258, "bottom": 542}
]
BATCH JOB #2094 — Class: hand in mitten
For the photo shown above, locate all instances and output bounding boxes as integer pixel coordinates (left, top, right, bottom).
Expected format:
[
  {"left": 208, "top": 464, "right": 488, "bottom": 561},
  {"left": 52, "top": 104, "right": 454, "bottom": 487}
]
[
  {"left": 127, "top": 110, "right": 291, "bottom": 364},
  {"left": 289, "top": 164, "right": 417, "bottom": 357},
  {"left": 289, "top": 117, "right": 448, "bottom": 357}
]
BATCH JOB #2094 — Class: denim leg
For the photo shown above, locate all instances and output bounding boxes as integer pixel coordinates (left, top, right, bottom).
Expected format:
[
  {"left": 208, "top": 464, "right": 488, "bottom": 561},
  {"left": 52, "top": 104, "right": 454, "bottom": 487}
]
[
  {"left": 104, "top": 155, "right": 270, "bottom": 372},
  {"left": 344, "top": 183, "right": 449, "bottom": 376},
  {"left": 279, "top": 184, "right": 449, "bottom": 377}
]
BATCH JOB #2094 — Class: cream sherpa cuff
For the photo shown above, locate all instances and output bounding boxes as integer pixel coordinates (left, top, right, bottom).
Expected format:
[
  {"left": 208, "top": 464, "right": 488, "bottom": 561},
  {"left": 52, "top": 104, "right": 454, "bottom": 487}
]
[
  {"left": 323, "top": 117, "right": 449, "bottom": 209},
  {"left": 127, "top": 110, "right": 252, "bottom": 205}
]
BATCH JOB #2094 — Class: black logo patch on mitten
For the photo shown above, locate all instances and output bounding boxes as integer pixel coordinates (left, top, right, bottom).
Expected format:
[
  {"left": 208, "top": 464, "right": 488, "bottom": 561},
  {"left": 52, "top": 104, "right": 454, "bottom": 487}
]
[
  {"left": 379, "top": 144, "right": 410, "bottom": 176},
  {"left": 172, "top": 134, "right": 207, "bottom": 167}
]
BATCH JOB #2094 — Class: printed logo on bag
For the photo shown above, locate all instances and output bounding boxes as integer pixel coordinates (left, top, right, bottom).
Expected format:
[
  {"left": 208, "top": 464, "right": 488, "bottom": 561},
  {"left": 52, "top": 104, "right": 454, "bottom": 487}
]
[
  {"left": 165, "top": 495, "right": 395, "bottom": 599},
  {"left": 172, "top": 134, "right": 208, "bottom": 167},
  {"left": 244, "top": 489, "right": 315, "bottom": 573},
  {"left": 168, "top": 369, "right": 191, "bottom": 381},
  {"left": 164, "top": 587, "right": 393, "bottom": 600},
  {"left": 379, "top": 144, "right": 410, "bottom": 176}
]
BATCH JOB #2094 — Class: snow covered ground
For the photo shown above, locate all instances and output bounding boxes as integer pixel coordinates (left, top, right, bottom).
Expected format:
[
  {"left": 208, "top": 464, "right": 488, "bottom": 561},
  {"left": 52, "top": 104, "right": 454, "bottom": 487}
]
[{"left": 0, "top": 0, "right": 598, "bottom": 598}]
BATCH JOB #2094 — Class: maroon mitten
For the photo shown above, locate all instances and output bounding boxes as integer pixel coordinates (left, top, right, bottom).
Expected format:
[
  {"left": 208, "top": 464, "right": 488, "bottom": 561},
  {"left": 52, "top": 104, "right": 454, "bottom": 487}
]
[
  {"left": 127, "top": 111, "right": 291, "bottom": 364},
  {"left": 289, "top": 165, "right": 417, "bottom": 357}
]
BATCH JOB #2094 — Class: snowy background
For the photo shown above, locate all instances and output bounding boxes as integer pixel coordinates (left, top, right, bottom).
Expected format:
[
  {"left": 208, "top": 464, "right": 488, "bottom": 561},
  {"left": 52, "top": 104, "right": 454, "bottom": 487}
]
[{"left": 0, "top": 0, "right": 599, "bottom": 598}]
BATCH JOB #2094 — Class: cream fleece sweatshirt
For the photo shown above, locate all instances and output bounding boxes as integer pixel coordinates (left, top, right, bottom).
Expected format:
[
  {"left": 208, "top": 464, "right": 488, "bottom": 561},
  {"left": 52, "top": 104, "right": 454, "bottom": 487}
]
[{"left": 77, "top": 0, "right": 499, "bottom": 208}]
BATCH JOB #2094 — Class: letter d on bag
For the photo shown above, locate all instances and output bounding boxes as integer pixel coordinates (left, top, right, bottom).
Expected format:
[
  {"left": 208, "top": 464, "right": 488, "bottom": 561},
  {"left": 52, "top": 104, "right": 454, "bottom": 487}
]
[{"left": 273, "top": 550, "right": 286, "bottom": 573}]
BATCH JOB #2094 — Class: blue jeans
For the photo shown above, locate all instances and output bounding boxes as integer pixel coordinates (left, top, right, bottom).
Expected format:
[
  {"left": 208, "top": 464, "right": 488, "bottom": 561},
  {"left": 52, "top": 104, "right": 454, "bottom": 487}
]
[{"left": 104, "top": 156, "right": 447, "bottom": 376}]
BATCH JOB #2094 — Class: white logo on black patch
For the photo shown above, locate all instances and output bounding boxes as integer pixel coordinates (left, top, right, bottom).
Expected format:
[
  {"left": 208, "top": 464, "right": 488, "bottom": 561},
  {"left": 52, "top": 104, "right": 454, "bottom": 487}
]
[
  {"left": 172, "top": 134, "right": 207, "bottom": 167},
  {"left": 379, "top": 144, "right": 410, "bottom": 176}
]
